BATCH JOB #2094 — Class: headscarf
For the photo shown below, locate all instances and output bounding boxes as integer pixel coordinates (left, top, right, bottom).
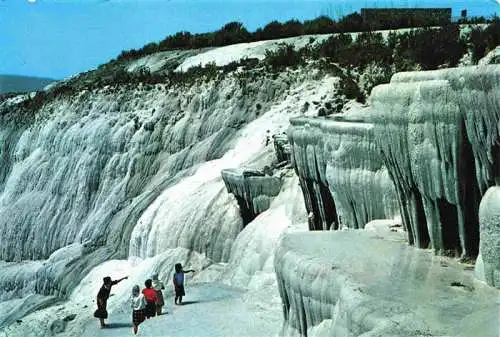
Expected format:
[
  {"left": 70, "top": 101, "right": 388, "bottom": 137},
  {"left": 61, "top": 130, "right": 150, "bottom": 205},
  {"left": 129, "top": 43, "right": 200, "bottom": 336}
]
[{"left": 132, "top": 285, "right": 140, "bottom": 297}]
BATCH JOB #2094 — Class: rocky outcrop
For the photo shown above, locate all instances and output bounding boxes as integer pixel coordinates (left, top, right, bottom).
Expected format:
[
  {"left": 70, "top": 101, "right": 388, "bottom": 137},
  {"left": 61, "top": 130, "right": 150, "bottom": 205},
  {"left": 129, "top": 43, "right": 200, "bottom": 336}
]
[
  {"left": 221, "top": 168, "right": 282, "bottom": 224},
  {"left": 370, "top": 65, "right": 500, "bottom": 258},
  {"left": 289, "top": 65, "right": 500, "bottom": 260},
  {"left": 288, "top": 116, "right": 399, "bottom": 230}
]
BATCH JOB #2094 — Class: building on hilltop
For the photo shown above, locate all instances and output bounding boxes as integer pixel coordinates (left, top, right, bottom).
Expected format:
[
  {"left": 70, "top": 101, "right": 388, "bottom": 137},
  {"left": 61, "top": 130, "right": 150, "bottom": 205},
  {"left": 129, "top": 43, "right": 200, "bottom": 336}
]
[{"left": 360, "top": 8, "right": 452, "bottom": 29}]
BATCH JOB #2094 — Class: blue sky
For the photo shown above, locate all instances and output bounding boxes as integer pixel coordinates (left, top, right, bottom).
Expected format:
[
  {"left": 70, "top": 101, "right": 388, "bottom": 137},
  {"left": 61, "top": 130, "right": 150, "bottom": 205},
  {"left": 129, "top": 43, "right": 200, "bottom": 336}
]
[{"left": 1, "top": 0, "right": 498, "bottom": 79}]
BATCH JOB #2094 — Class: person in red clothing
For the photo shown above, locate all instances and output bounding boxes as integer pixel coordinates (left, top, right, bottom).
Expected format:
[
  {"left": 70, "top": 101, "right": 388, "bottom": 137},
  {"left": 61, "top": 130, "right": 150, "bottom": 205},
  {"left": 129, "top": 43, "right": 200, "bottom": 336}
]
[{"left": 142, "top": 279, "right": 158, "bottom": 319}]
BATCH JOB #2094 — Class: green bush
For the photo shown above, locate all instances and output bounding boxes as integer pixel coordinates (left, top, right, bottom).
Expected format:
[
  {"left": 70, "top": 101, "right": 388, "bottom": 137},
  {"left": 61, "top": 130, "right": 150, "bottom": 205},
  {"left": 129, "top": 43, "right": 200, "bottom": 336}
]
[
  {"left": 393, "top": 25, "right": 466, "bottom": 70},
  {"left": 312, "top": 31, "right": 391, "bottom": 70},
  {"left": 214, "top": 22, "right": 251, "bottom": 46},
  {"left": 281, "top": 19, "right": 304, "bottom": 38},
  {"left": 359, "top": 62, "right": 393, "bottom": 96},
  {"left": 314, "top": 33, "right": 353, "bottom": 60},
  {"left": 469, "top": 18, "right": 499, "bottom": 63},
  {"left": 256, "top": 21, "right": 284, "bottom": 40},
  {"left": 265, "top": 44, "right": 304, "bottom": 71},
  {"left": 347, "top": 32, "right": 392, "bottom": 69},
  {"left": 303, "top": 16, "right": 337, "bottom": 34},
  {"left": 158, "top": 31, "right": 194, "bottom": 50},
  {"left": 337, "top": 12, "right": 365, "bottom": 32}
]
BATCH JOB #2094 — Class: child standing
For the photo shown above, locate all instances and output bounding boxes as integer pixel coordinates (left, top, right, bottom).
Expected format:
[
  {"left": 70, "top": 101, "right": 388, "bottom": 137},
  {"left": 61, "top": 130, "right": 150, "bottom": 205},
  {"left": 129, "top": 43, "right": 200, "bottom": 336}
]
[
  {"left": 130, "top": 285, "right": 146, "bottom": 335},
  {"left": 142, "top": 279, "right": 158, "bottom": 318},
  {"left": 151, "top": 273, "right": 165, "bottom": 315},
  {"left": 173, "top": 263, "right": 195, "bottom": 305}
]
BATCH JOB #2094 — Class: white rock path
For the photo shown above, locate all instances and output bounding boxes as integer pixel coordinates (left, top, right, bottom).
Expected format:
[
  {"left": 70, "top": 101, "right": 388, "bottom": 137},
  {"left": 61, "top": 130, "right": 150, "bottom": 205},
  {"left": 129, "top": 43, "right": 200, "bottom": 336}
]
[{"left": 81, "top": 283, "right": 280, "bottom": 337}]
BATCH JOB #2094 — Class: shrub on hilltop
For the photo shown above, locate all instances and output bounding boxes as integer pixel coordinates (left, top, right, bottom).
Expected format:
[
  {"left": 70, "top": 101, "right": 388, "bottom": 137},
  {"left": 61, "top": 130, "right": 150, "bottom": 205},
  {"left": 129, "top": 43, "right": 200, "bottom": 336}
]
[
  {"left": 393, "top": 25, "right": 466, "bottom": 70},
  {"left": 265, "top": 44, "right": 305, "bottom": 71},
  {"left": 214, "top": 22, "right": 252, "bottom": 46},
  {"left": 302, "top": 16, "right": 337, "bottom": 34},
  {"left": 113, "top": 10, "right": 496, "bottom": 62},
  {"left": 9, "top": 15, "right": 498, "bottom": 112},
  {"left": 468, "top": 17, "right": 499, "bottom": 63}
]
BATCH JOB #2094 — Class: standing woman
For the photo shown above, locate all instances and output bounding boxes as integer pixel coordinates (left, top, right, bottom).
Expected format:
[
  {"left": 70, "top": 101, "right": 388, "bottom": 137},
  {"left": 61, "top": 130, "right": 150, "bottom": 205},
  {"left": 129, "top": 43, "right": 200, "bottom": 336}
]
[
  {"left": 151, "top": 273, "right": 165, "bottom": 315},
  {"left": 173, "top": 263, "right": 195, "bottom": 305},
  {"left": 130, "top": 285, "right": 147, "bottom": 335},
  {"left": 94, "top": 275, "right": 128, "bottom": 328}
]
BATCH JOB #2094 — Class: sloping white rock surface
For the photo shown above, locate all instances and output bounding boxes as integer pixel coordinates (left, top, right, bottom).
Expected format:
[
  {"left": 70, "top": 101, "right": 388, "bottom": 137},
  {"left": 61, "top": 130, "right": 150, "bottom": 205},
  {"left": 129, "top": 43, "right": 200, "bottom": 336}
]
[
  {"left": 0, "top": 58, "right": 337, "bottom": 331},
  {"left": 478, "top": 46, "right": 500, "bottom": 65},
  {"left": 275, "top": 230, "right": 500, "bottom": 337}
]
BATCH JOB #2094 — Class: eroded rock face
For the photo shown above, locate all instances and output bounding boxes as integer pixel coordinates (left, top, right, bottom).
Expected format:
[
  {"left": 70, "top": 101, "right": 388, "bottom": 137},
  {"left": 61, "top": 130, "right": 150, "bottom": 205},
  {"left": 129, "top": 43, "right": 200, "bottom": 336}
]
[
  {"left": 288, "top": 116, "right": 399, "bottom": 230},
  {"left": 275, "top": 231, "right": 500, "bottom": 337},
  {"left": 371, "top": 65, "right": 500, "bottom": 258},
  {"left": 476, "top": 186, "right": 500, "bottom": 288},
  {"left": 221, "top": 168, "right": 282, "bottom": 225}
]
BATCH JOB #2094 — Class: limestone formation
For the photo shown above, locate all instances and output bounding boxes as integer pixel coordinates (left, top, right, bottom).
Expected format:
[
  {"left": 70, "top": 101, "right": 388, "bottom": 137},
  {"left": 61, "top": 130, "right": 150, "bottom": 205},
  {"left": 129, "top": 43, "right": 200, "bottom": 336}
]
[
  {"left": 371, "top": 65, "right": 500, "bottom": 258},
  {"left": 289, "top": 65, "right": 500, "bottom": 260},
  {"left": 275, "top": 230, "right": 500, "bottom": 337},
  {"left": 221, "top": 168, "right": 282, "bottom": 224},
  {"left": 288, "top": 115, "right": 399, "bottom": 230},
  {"left": 476, "top": 187, "right": 500, "bottom": 288},
  {"left": 0, "top": 59, "right": 334, "bottom": 327}
]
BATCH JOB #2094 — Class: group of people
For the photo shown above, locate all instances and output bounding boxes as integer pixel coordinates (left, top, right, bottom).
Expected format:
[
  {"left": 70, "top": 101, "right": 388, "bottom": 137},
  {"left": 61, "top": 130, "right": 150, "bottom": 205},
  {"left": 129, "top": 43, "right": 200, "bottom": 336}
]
[{"left": 94, "top": 263, "right": 195, "bottom": 335}]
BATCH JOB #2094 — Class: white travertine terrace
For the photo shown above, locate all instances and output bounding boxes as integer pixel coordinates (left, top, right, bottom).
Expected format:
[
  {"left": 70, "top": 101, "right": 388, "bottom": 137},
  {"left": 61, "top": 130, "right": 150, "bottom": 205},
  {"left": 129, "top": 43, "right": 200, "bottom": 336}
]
[
  {"left": 370, "top": 65, "right": 500, "bottom": 257},
  {"left": 279, "top": 64, "right": 500, "bottom": 336},
  {"left": 288, "top": 116, "right": 399, "bottom": 230},
  {"left": 275, "top": 230, "right": 500, "bottom": 337},
  {"left": 221, "top": 168, "right": 282, "bottom": 223},
  {"left": 287, "top": 64, "right": 499, "bottom": 260}
]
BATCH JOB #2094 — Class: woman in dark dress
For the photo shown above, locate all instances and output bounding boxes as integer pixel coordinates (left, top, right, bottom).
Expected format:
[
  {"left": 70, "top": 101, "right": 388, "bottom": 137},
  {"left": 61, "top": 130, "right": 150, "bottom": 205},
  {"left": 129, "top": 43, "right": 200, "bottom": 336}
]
[{"left": 95, "top": 275, "right": 128, "bottom": 328}]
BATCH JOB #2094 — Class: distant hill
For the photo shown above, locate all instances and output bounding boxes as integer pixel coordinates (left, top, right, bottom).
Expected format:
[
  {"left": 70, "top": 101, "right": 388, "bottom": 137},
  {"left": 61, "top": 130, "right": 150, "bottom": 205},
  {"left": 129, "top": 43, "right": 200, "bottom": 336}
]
[{"left": 0, "top": 75, "right": 57, "bottom": 94}]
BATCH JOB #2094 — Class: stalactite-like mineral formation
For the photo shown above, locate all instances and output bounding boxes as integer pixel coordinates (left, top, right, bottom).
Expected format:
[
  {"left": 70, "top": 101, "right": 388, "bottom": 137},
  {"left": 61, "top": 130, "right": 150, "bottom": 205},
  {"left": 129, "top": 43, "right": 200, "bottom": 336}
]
[{"left": 221, "top": 168, "right": 282, "bottom": 224}]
